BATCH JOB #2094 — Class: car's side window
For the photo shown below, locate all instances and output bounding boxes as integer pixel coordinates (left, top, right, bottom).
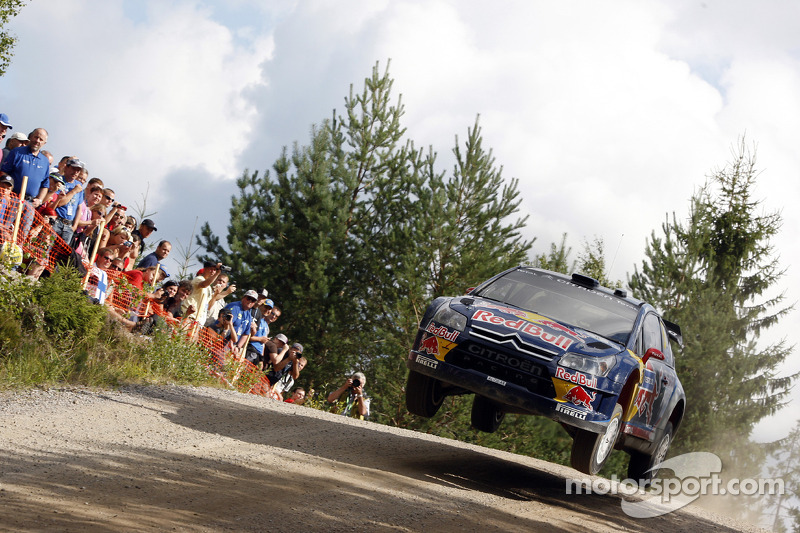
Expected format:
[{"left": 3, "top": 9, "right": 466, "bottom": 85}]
[
  {"left": 658, "top": 319, "right": 676, "bottom": 368},
  {"left": 642, "top": 313, "right": 663, "bottom": 353}
]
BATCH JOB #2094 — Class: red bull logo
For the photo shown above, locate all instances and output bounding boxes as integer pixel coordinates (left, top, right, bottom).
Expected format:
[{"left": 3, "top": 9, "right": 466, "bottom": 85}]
[
  {"left": 425, "top": 322, "right": 459, "bottom": 341},
  {"left": 554, "top": 367, "right": 597, "bottom": 388},
  {"left": 563, "top": 386, "right": 596, "bottom": 410},
  {"left": 418, "top": 334, "right": 439, "bottom": 356},
  {"left": 472, "top": 310, "right": 574, "bottom": 349}
]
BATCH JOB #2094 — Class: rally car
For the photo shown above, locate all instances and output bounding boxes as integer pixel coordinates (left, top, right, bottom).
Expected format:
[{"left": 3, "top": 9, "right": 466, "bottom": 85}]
[{"left": 405, "top": 266, "right": 685, "bottom": 480}]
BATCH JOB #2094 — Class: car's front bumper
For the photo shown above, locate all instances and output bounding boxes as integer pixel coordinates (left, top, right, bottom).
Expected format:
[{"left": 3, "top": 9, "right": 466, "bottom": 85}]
[{"left": 407, "top": 350, "right": 613, "bottom": 434}]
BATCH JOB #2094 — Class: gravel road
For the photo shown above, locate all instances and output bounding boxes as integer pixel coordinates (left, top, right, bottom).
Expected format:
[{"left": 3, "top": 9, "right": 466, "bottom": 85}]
[{"left": 0, "top": 385, "right": 768, "bottom": 532}]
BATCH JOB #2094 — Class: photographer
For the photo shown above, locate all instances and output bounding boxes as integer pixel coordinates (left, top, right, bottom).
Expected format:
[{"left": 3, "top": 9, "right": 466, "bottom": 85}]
[
  {"left": 181, "top": 262, "right": 225, "bottom": 326},
  {"left": 266, "top": 343, "right": 307, "bottom": 399},
  {"left": 327, "top": 372, "right": 370, "bottom": 420}
]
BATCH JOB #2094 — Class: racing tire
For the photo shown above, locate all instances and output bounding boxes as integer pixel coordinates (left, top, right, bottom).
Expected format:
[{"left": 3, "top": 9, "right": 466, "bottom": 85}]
[
  {"left": 627, "top": 421, "right": 673, "bottom": 487},
  {"left": 406, "top": 370, "right": 445, "bottom": 418},
  {"left": 570, "top": 403, "right": 623, "bottom": 475},
  {"left": 471, "top": 395, "right": 505, "bottom": 433}
]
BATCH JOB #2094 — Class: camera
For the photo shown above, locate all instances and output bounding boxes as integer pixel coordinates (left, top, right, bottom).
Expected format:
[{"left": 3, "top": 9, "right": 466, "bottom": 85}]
[
  {"left": 220, "top": 265, "right": 232, "bottom": 272},
  {"left": 351, "top": 379, "right": 361, "bottom": 389}
]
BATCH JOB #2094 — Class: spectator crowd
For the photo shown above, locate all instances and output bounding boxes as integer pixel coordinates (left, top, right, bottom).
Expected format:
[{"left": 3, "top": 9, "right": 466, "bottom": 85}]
[{"left": 0, "top": 114, "right": 370, "bottom": 419}]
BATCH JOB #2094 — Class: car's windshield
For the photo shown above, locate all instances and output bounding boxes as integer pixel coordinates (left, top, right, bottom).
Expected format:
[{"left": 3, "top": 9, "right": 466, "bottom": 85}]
[{"left": 474, "top": 269, "right": 640, "bottom": 344}]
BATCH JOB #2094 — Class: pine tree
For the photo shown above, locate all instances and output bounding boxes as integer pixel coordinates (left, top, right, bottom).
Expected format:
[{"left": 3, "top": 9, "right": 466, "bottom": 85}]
[
  {"left": 198, "top": 62, "right": 534, "bottom": 399},
  {"left": 629, "top": 139, "right": 796, "bottom": 460}
]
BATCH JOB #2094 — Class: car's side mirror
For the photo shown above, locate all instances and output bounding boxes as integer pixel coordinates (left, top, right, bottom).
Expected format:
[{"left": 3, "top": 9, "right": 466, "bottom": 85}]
[
  {"left": 466, "top": 287, "right": 475, "bottom": 294},
  {"left": 642, "top": 347, "right": 665, "bottom": 365}
]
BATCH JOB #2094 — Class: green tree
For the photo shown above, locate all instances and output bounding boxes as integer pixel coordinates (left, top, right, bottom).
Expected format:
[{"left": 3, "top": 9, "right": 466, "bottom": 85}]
[
  {"left": 0, "top": 0, "right": 25, "bottom": 77},
  {"left": 198, "top": 63, "right": 533, "bottom": 399},
  {"left": 629, "top": 139, "right": 796, "bottom": 462}
]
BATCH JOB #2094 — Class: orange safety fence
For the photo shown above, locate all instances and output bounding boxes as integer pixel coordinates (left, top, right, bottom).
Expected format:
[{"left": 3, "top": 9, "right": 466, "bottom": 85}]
[{"left": 0, "top": 189, "right": 273, "bottom": 397}]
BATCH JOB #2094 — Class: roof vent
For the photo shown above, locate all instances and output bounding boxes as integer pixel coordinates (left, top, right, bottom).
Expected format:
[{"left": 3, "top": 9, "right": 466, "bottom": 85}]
[{"left": 614, "top": 288, "right": 628, "bottom": 298}]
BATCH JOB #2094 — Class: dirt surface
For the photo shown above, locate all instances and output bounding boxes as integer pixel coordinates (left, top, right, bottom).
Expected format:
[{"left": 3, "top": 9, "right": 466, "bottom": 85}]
[{"left": 0, "top": 385, "right": 768, "bottom": 532}]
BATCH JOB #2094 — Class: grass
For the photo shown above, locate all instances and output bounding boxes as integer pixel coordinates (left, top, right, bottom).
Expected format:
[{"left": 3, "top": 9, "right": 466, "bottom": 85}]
[{"left": 0, "top": 263, "right": 219, "bottom": 391}]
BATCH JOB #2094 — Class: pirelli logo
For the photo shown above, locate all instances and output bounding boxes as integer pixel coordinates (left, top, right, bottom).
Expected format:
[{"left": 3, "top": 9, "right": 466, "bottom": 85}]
[
  {"left": 556, "top": 402, "right": 587, "bottom": 420},
  {"left": 415, "top": 353, "right": 439, "bottom": 369}
]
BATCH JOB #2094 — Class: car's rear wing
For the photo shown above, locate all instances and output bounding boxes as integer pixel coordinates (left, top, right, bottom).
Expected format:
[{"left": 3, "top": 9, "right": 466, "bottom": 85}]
[{"left": 663, "top": 319, "right": 683, "bottom": 348}]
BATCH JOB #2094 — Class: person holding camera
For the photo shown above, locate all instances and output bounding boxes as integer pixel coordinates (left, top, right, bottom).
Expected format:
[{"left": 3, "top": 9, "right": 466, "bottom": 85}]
[
  {"left": 182, "top": 262, "right": 225, "bottom": 326},
  {"left": 327, "top": 372, "right": 370, "bottom": 420},
  {"left": 266, "top": 342, "right": 307, "bottom": 397}
]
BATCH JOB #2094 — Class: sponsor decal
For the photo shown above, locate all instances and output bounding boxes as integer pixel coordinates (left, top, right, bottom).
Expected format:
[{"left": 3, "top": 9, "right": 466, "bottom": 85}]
[
  {"left": 472, "top": 310, "right": 574, "bottom": 349},
  {"left": 418, "top": 334, "right": 439, "bottom": 356},
  {"left": 563, "top": 386, "right": 596, "bottom": 410},
  {"left": 640, "top": 368, "right": 655, "bottom": 393},
  {"left": 556, "top": 402, "right": 588, "bottom": 420},
  {"left": 415, "top": 353, "right": 439, "bottom": 370},
  {"left": 467, "top": 344, "right": 544, "bottom": 377},
  {"left": 554, "top": 367, "right": 597, "bottom": 388},
  {"left": 479, "top": 303, "right": 584, "bottom": 340},
  {"left": 634, "top": 363, "right": 661, "bottom": 425},
  {"left": 425, "top": 322, "right": 459, "bottom": 342},
  {"left": 487, "top": 375, "right": 507, "bottom": 386}
]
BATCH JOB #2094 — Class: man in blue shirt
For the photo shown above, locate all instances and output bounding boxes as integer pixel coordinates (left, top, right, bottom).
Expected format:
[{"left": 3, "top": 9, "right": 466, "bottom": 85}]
[
  {"left": 223, "top": 290, "right": 258, "bottom": 357},
  {"left": 0, "top": 128, "right": 50, "bottom": 237},
  {"left": 52, "top": 158, "right": 86, "bottom": 243}
]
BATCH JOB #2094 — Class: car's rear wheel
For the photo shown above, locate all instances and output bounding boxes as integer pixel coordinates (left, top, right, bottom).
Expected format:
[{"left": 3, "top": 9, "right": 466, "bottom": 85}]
[
  {"left": 471, "top": 395, "right": 505, "bottom": 433},
  {"left": 570, "top": 403, "right": 623, "bottom": 475},
  {"left": 406, "top": 370, "right": 445, "bottom": 418},
  {"left": 627, "top": 421, "right": 673, "bottom": 486}
]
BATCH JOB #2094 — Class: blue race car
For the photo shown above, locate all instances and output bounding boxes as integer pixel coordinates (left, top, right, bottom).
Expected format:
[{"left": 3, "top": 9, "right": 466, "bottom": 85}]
[{"left": 405, "top": 266, "right": 685, "bottom": 480}]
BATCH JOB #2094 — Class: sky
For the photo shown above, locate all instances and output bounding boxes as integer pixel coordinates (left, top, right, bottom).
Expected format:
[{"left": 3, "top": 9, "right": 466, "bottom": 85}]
[{"left": 1, "top": 0, "right": 798, "bottom": 442}]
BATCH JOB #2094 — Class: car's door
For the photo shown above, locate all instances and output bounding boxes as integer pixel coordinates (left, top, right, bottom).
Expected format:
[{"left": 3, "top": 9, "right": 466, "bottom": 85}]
[{"left": 630, "top": 312, "right": 676, "bottom": 437}]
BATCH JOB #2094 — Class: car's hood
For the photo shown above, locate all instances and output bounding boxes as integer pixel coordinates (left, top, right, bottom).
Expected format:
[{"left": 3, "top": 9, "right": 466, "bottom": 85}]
[{"left": 452, "top": 297, "right": 621, "bottom": 358}]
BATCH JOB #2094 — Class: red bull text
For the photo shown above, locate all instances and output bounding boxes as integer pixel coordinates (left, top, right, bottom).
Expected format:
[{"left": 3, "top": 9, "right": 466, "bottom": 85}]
[{"left": 472, "top": 310, "right": 574, "bottom": 349}]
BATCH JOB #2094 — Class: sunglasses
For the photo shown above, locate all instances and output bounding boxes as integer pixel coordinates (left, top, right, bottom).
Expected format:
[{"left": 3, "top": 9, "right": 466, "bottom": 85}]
[{"left": 104, "top": 194, "right": 114, "bottom": 200}]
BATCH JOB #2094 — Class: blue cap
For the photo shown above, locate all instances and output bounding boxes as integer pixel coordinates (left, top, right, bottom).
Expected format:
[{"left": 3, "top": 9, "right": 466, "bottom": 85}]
[
  {"left": 263, "top": 298, "right": 274, "bottom": 308},
  {"left": 0, "top": 113, "right": 12, "bottom": 128}
]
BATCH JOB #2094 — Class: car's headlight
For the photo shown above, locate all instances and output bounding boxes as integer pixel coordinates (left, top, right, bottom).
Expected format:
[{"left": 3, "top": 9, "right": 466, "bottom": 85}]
[
  {"left": 559, "top": 353, "right": 616, "bottom": 377},
  {"left": 428, "top": 303, "right": 467, "bottom": 333}
]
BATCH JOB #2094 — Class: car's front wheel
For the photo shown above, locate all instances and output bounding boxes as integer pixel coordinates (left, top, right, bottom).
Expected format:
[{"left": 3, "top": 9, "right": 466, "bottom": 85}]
[
  {"left": 471, "top": 395, "right": 505, "bottom": 433},
  {"left": 570, "top": 403, "right": 623, "bottom": 475},
  {"left": 406, "top": 370, "right": 445, "bottom": 418},
  {"left": 627, "top": 421, "right": 673, "bottom": 486}
]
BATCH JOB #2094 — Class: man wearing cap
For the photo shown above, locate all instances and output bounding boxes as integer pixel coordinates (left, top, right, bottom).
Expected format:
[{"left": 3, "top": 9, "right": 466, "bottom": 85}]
[
  {"left": 182, "top": 262, "right": 223, "bottom": 326},
  {"left": 3, "top": 131, "right": 28, "bottom": 161},
  {"left": 0, "top": 128, "right": 51, "bottom": 236},
  {"left": 244, "top": 298, "right": 275, "bottom": 370},
  {"left": 222, "top": 290, "right": 258, "bottom": 356},
  {"left": 266, "top": 342, "right": 307, "bottom": 397},
  {"left": 131, "top": 218, "right": 157, "bottom": 258},
  {"left": 51, "top": 158, "right": 86, "bottom": 243}
]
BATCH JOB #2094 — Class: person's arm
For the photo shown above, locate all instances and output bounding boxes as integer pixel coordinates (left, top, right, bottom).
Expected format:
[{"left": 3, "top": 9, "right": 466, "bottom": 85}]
[
  {"left": 273, "top": 352, "right": 297, "bottom": 373},
  {"left": 327, "top": 378, "right": 354, "bottom": 403},
  {"left": 198, "top": 263, "right": 223, "bottom": 289},
  {"left": 267, "top": 343, "right": 289, "bottom": 367},
  {"left": 55, "top": 183, "right": 82, "bottom": 207},
  {"left": 352, "top": 383, "right": 368, "bottom": 417},
  {"left": 207, "top": 282, "right": 236, "bottom": 310}
]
